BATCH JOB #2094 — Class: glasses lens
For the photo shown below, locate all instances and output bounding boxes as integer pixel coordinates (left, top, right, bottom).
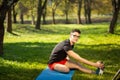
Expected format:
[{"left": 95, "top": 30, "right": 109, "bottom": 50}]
[{"left": 73, "top": 35, "right": 80, "bottom": 38}]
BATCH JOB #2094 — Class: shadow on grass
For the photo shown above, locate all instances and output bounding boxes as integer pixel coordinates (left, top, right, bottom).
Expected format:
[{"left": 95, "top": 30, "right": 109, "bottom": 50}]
[
  {"left": 3, "top": 42, "right": 120, "bottom": 63},
  {"left": 0, "top": 64, "right": 42, "bottom": 80},
  {"left": 13, "top": 24, "right": 73, "bottom": 35},
  {"left": 3, "top": 42, "right": 57, "bottom": 64},
  {"left": 76, "top": 43, "right": 120, "bottom": 65},
  {"left": 1, "top": 42, "right": 56, "bottom": 80},
  {"left": 23, "top": 17, "right": 112, "bottom": 24},
  {"left": 7, "top": 32, "right": 20, "bottom": 36},
  {"left": 1, "top": 42, "right": 120, "bottom": 80},
  {"left": 73, "top": 43, "right": 120, "bottom": 80},
  {"left": 12, "top": 23, "right": 120, "bottom": 36}
]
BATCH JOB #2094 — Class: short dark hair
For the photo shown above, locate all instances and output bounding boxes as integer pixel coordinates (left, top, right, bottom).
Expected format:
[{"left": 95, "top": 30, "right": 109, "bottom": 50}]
[{"left": 71, "top": 29, "right": 81, "bottom": 34}]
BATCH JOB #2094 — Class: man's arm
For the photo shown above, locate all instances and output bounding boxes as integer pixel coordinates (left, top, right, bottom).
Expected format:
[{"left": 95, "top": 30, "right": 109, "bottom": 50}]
[{"left": 67, "top": 50, "right": 103, "bottom": 68}]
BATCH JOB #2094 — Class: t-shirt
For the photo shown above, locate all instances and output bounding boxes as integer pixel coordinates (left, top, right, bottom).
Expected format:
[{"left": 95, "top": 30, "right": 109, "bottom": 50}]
[{"left": 48, "top": 39, "right": 74, "bottom": 64}]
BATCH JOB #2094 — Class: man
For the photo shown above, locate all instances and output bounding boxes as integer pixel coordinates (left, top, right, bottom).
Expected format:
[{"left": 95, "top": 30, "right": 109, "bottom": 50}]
[{"left": 48, "top": 29, "right": 104, "bottom": 74}]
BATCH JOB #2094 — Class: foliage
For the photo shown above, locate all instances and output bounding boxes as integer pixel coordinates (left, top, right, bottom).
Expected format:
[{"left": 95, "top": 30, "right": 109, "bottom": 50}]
[
  {"left": 0, "top": 23, "right": 120, "bottom": 80},
  {"left": 14, "top": 0, "right": 113, "bottom": 19},
  {"left": 92, "top": 0, "right": 112, "bottom": 15},
  {"left": 14, "top": 0, "right": 37, "bottom": 20}
]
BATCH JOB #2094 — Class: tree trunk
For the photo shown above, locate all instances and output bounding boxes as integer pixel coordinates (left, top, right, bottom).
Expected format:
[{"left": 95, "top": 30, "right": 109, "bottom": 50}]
[
  {"left": 20, "top": 12, "right": 24, "bottom": 24},
  {"left": 0, "top": 20, "right": 5, "bottom": 55},
  {"left": 65, "top": 0, "right": 69, "bottom": 24},
  {"left": 84, "top": 0, "right": 88, "bottom": 24},
  {"left": 7, "top": 8, "right": 12, "bottom": 33},
  {"left": 87, "top": 0, "right": 92, "bottom": 24},
  {"left": 13, "top": 4, "right": 17, "bottom": 23},
  {"left": 42, "top": 3, "right": 47, "bottom": 24},
  {"left": 109, "top": 0, "right": 120, "bottom": 34},
  {"left": 51, "top": 0, "right": 61, "bottom": 24},
  {"left": 31, "top": 15, "right": 35, "bottom": 25},
  {"left": 84, "top": 0, "right": 92, "bottom": 24},
  {"left": 77, "top": 0, "right": 82, "bottom": 24},
  {"left": 52, "top": 9, "right": 55, "bottom": 24},
  {"left": 35, "top": 0, "right": 47, "bottom": 29},
  {"left": 0, "top": 5, "right": 8, "bottom": 55},
  {"left": 0, "top": 0, "right": 18, "bottom": 55},
  {"left": 65, "top": 11, "right": 69, "bottom": 24},
  {"left": 35, "top": 12, "right": 41, "bottom": 29},
  {"left": 109, "top": 10, "right": 119, "bottom": 33},
  {"left": 35, "top": 0, "right": 42, "bottom": 29},
  {"left": 43, "top": 12, "right": 46, "bottom": 24}
]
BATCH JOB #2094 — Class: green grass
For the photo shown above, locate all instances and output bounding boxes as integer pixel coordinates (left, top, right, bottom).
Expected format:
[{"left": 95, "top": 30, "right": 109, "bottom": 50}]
[{"left": 0, "top": 23, "right": 120, "bottom": 80}]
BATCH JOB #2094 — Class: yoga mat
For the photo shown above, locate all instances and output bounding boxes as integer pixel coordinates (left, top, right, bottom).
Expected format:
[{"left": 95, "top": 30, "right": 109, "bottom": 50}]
[{"left": 36, "top": 68, "right": 75, "bottom": 80}]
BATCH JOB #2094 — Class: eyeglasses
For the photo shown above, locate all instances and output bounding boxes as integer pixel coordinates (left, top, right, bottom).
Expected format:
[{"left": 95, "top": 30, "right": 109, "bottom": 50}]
[{"left": 73, "top": 35, "right": 80, "bottom": 38}]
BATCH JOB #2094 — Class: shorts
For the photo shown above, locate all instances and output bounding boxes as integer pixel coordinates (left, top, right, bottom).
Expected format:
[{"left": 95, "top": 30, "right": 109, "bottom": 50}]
[{"left": 48, "top": 59, "right": 68, "bottom": 70}]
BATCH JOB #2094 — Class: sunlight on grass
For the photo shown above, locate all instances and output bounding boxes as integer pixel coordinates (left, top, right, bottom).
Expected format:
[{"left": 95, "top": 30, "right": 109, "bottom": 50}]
[
  {"left": 0, "top": 58, "right": 46, "bottom": 80},
  {"left": 1, "top": 23, "right": 120, "bottom": 80},
  {"left": 0, "top": 58, "right": 46, "bottom": 70}
]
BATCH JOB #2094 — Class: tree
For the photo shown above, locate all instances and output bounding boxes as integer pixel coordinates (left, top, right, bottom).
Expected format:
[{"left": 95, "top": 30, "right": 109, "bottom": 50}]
[
  {"left": 84, "top": 0, "right": 92, "bottom": 24},
  {"left": 0, "top": 0, "right": 18, "bottom": 55},
  {"left": 29, "top": 0, "right": 37, "bottom": 25},
  {"left": 18, "top": 2, "right": 28, "bottom": 24},
  {"left": 12, "top": 3, "right": 18, "bottom": 23},
  {"left": 22, "top": 0, "right": 37, "bottom": 25},
  {"left": 64, "top": 0, "right": 71, "bottom": 24},
  {"left": 42, "top": 1, "right": 47, "bottom": 24},
  {"left": 109, "top": 0, "right": 120, "bottom": 34},
  {"left": 77, "top": 0, "right": 82, "bottom": 24},
  {"left": 7, "top": 7, "right": 12, "bottom": 33},
  {"left": 51, "top": 0, "right": 61, "bottom": 24},
  {"left": 35, "top": 0, "right": 47, "bottom": 29},
  {"left": 92, "top": 0, "right": 112, "bottom": 15}
]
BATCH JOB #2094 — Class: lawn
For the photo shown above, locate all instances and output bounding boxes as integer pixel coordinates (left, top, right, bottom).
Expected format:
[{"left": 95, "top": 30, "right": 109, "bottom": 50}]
[{"left": 0, "top": 23, "right": 120, "bottom": 80}]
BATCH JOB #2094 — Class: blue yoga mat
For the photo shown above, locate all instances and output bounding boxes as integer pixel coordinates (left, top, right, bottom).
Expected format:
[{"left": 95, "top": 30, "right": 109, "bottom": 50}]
[{"left": 36, "top": 68, "right": 75, "bottom": 80}]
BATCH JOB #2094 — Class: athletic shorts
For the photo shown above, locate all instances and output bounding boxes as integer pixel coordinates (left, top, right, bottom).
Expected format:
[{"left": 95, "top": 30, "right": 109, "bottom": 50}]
[{"left": 48, "top": 59, "right": 68, "bottom": 70}]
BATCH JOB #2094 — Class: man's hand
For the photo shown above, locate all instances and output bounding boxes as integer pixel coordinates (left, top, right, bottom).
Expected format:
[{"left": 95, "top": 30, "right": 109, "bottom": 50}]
[
  {"left": 96, "top": 61, "right": 104, "bottom": 69},
  {"left": 66, "top": 56, "right": 70, "bottom": 60}
]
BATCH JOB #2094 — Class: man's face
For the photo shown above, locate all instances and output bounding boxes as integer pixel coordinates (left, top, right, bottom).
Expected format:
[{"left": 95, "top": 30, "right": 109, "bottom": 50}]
[{"left": 70, "top": 32, "right": 80, "bottom": 43}]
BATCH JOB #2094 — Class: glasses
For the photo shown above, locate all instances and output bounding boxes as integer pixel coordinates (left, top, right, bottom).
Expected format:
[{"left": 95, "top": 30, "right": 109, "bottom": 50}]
[{"left": 72, "top": 35, "right": 80, "bottom": 38}]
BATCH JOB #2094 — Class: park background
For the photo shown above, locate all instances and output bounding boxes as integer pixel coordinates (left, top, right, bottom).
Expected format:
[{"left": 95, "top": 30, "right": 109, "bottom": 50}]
[{"left": 0, "top": 0, "right": 120, "bottom": 80}]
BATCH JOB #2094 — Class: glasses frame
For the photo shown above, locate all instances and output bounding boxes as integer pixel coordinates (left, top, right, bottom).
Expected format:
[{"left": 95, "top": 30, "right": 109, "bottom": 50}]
[{"left": 72, "top": 34, "right": 80, "bottom": 38}]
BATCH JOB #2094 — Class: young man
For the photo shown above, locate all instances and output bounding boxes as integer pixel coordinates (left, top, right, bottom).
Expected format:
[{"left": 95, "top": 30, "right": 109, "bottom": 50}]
[{"left": 48, "top": 29, "right": 104, "bottom": 74}]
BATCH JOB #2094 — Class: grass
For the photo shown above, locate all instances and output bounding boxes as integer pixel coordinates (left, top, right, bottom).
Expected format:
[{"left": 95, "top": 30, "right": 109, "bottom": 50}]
[{"left": 0, "top": 23, "right": 120, "bottom": 80}]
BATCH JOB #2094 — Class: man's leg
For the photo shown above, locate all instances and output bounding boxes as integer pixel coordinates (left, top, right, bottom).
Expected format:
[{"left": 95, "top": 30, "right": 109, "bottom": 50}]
[
  {"left": 65, "top": 60, "right": 95, "bottom": 74},
  {"left": 54, "top": 64, "right": 70, "bottom": 73},
  {"left": 53, "top": 60, "right": 95, "bottom": 74}
]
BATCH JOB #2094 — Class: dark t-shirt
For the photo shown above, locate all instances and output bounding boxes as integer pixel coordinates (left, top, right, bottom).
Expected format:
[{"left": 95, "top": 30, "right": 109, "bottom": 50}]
[{"left": 48, "top": 39, "right": 74, "bottom": 64}]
